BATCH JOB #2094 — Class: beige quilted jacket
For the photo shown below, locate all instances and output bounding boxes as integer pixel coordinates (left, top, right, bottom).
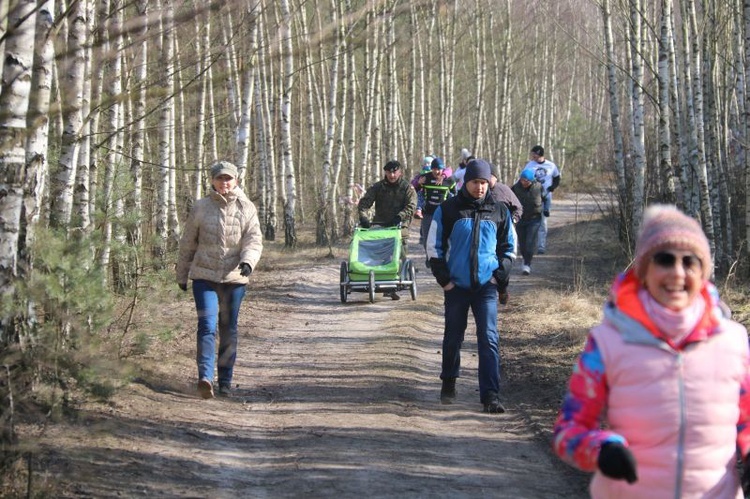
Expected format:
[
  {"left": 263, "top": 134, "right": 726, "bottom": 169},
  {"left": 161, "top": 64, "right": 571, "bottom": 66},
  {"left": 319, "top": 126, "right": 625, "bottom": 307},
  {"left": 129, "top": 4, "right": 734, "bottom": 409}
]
[{"left": 176, "top": 187, "right": 263, "bottom": 285}]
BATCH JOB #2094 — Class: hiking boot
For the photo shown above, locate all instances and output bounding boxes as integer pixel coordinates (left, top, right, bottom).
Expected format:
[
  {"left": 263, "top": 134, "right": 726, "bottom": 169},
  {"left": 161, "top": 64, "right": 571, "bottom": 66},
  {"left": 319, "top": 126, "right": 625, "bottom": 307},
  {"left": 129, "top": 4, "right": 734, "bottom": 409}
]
[
  {"left": 537, "top": 248, "right": 546, "bottom": 254},
  {"left": 521, "top": 265, "right": 531, "bottom": 275},
  {"left": 383, "top": 291, "right": 400, "bottom": 301},
  {"left": 425, "top": 258, "right": 431, "bottom": 269},
  {"left": 440, "top": 379, "right": 456, "bottom": 404},
  {"left": 197, "top": 378, "right": 214, "bottom": 399},
  {"left": 217, "top": 383, "right": 232, "bottom": 397},
  {"left": 482, "top": 392, "right": 506, "bottom": 414},
  {"left": 498, "top": 290, "right": 509, "bottom": 305}
]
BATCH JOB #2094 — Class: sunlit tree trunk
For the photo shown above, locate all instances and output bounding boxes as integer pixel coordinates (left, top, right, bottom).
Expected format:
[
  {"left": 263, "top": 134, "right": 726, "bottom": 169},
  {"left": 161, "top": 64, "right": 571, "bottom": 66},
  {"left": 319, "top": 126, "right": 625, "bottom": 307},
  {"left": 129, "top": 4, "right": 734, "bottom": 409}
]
[
  {"left": 73, "top": 0, "right": 94, "bottom": 233},
  {"left": 0, "top": 0, "right": 37, "bottom": 344},
  {"left": 280, "top": 0, "right": 297, "bottom": 248},
  {"left": 658, "top": 0, "right": 676, "bottom": 203},
  {"left": 628, "top": 0, "right": 646, "bottom": 238},
  {"left": 316, "top": 0, "right": 340, "bottom": 246},
  {"left": 129, "top": 0, "right": 148, "bottom": 245},
  {"left": 24, "top": 0, "right": 55, "bottom": 253},
  {"left": 602, "top": 0, "right": 627, "bottom": 217},
  {"left": 153, "top": 0, "right": 172, "bottom": 266},
  {"left": 685, "top": 0, "right": 715, "bottom": 253},
  {"left": 100, "top": 0, "right": 124, "bottom": 284},
  {"left": 50, "top": 0, "right": 86, "bottom": 229}
]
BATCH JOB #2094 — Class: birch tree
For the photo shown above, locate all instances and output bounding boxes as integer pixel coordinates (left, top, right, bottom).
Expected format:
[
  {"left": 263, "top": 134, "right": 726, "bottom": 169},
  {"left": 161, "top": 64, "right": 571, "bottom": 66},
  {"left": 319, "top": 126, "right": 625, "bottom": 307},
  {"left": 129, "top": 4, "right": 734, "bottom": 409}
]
[
  {"left": 50, "top": 0, "right": 86, "bottom": 229},
  {"left": 0, "top": 0, "right": 37, "bottom": 343},
  {"left": 280, "top": 0, "right": 297, "bottom": 247}
]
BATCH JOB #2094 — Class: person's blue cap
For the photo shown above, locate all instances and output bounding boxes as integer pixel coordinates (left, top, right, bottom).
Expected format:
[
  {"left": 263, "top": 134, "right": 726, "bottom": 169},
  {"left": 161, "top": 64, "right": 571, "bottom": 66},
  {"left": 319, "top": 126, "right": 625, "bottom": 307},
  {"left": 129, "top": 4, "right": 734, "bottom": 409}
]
[
  {"left": 520, "top": 169, "right": 535, "bottom": 182},
  {"left": 431, "top": 157, "right": 445, "bottom": 170}
]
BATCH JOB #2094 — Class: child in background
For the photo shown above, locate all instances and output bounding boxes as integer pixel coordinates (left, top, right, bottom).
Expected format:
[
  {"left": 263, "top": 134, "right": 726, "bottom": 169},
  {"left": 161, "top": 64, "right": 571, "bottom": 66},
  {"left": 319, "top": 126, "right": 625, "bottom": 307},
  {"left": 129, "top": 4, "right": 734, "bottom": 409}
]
[
  {"left": 552, "top": 204, "right": 750, "bottom": 498},
  {"left": 412, "top": 155, "right": 433, "bottom": 219}
]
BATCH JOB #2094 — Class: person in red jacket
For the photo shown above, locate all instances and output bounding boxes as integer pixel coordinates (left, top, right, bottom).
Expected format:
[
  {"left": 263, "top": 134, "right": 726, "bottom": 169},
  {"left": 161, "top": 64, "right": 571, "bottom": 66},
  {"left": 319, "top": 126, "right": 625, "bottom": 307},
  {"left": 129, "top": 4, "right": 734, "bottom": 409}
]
[{"left": 552, "top": 204, "right": 750, "bottom": 498}]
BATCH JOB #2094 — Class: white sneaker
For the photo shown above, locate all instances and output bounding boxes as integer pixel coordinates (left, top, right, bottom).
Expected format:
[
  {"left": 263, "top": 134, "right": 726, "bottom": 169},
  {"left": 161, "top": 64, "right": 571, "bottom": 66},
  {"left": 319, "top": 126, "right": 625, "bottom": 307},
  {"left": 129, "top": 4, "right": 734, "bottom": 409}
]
[{"left": 522, "top": 265, "right": 531, "bottom": 275}]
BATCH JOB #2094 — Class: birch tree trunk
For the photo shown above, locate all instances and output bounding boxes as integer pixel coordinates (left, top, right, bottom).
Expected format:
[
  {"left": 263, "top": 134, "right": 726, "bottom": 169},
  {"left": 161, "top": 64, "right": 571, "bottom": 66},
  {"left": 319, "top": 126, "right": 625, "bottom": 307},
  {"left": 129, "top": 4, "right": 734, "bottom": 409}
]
[
  {"left": 235, "top": 0, "right": 259, "bottom": 188},
  {"left": 0, "top": 0, "right": 36, "bottom": 343},
  {"left": 658, "top": 0, "right": 676, "bottom": 203},
  {"left": 153, "top": 0, "right": 172, "bottom": 266},
  {"left": 99, "top": 0, "right": 124, "bottom": 285},
  {"left": 316, "top": 0, "right": 340, "bottom": 246},
  {"left": 602, "top": 0, "right": 627, "bottom": 223},
  {"left": 685, "top": 0, "right": 716, "bottom": 254},
  {"left": 129, "top": 0, "right": 148, "bottom": 245},
  {"left": 73, "top": 0, "right": 94, "bottom": 233},
  {"left": 50, "top": 0, "right": 86, "bottom": 229},
  {"left": 628, "top": 0, "right": 646, "bottom": 240},
  {"left": 24, "top": 0, "right": 55, "bottom": 256},
  {"left": 280, "top": 0, "right": 297, "bottom": 248}
]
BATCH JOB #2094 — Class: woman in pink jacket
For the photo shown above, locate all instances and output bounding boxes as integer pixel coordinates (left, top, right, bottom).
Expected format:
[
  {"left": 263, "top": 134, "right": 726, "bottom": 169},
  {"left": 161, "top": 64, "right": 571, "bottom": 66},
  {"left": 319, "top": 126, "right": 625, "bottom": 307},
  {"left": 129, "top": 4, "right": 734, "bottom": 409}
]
[{"left": 553, "top": 204, "right": 750, "bottom": 498}]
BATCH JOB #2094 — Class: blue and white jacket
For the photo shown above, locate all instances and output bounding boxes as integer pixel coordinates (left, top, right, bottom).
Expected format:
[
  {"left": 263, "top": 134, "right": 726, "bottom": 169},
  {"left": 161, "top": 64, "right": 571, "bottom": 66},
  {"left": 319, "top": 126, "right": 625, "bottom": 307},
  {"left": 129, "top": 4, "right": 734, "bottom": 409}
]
[{"left": 426, "top": 187, "right": 516, "bottom": 290}]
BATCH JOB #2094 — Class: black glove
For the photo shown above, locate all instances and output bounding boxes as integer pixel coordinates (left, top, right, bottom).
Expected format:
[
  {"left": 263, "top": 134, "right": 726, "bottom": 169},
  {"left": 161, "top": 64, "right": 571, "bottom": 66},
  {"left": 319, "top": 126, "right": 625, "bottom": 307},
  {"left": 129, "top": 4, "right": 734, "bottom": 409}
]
[
  {"left": 598, "top": 442, "right": 637, "bottom": 484},
  {"left": 742, "top": 456, "right": 750, "bottom": 496},
  {"left": 390, "top": 216, "right": 401, "bottom": 227},
  {"left": 359, "top": 216, "right": 370, "bottom": 228},
  {"left": 239, "top": 263, "right": 252, "bottom": 277},
  {"left": 178, "top": 283, "right": 187, "bottom": 292},
  {"left": 543, "top": 210, "right": 550, "bottom": 218},
  {"left": 492, "top": 258, "right": 512, "bottom": 288}
]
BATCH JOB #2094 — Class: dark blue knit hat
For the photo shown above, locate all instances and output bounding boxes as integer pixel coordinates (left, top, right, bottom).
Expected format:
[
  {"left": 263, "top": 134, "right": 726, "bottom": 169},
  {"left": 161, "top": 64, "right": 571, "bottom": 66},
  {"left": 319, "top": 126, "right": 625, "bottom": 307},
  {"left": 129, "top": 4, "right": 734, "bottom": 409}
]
[
  {"left": 431, "top": 157, "right": 445, "bottom": 170},
  {"left": 464, "top": 159, "right": 492, "bottom": 183}
]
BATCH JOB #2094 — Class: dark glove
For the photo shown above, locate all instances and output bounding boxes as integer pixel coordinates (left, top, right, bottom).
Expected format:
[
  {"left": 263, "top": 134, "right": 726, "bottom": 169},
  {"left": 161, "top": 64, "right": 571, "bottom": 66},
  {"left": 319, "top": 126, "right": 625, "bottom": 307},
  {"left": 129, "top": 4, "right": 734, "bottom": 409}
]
[
  {"left": 390, "top": 216, "right": 401, "bottom": 227},
  {"left": 742, "top": 456, "right": 750, "bottom": 496},
  {"left": 359, "top": 216, "right": 370, "bottom": 228},
  {"left": 543, "top": 210, "right": 550, "bottom": 218},
  {"left": 547, "top": 187, "right": 555, "bottom": 193},
  {"left": 178, "top": 283, "right": 187, "bottom": 292},
  {"left": 492, "top": 258, "right": 512, "bottom": 288},
  {"left": 598, "top": 442, "right": 637, "bottom": 484},
  {"left": 239, "top": 262, "right": 252, "bottom": 277}
]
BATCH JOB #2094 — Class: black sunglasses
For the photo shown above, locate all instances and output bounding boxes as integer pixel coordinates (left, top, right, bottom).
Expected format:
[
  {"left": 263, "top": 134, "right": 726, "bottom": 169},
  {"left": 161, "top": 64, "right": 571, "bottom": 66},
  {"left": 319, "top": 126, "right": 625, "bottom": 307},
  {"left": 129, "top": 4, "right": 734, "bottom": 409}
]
[{"left": 652, "top": 251, "right": 701, "bottom": 271}]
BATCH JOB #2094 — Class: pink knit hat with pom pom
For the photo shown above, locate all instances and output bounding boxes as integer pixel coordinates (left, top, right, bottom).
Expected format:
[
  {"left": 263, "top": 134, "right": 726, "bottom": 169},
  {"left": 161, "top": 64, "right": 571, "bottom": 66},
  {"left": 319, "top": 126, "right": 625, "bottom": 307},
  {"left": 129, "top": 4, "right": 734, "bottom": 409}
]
[{"left": 634, "top": 204, "right": 712, "bottom": 281}]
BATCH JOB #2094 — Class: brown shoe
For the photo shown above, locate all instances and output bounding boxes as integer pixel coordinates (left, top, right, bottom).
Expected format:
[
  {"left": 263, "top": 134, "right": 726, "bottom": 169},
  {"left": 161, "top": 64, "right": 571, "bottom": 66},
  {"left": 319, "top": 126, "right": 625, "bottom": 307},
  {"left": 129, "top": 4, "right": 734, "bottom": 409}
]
[
  {"left": 498, "top": 290, "right": 509, "bottom": 305},
  {"left": 198, "top": 378, "right": 214, "bottom": 399}
]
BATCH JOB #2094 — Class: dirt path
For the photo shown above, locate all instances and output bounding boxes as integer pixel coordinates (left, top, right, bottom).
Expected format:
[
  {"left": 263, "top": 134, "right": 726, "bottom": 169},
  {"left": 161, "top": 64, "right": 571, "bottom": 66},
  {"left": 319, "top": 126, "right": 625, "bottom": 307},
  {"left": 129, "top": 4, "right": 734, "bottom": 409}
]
[{"left": 27, "top": 196, "right": 607, "bottom": 498}]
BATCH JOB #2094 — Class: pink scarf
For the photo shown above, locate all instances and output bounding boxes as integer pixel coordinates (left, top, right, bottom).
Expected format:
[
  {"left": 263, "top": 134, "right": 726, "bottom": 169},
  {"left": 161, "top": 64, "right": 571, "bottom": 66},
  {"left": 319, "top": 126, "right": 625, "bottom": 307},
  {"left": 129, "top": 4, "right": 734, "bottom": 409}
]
[{"left": 638, "top": 289, "right": 705, "bottom": 345}]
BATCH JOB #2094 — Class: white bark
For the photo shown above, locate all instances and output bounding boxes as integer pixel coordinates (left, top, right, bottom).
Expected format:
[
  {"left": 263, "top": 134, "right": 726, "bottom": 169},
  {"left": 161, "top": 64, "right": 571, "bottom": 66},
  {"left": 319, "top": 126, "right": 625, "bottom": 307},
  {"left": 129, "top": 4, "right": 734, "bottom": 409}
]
[
  {"left": 280, "top": 0, "right": 297, "bottom": 247},
  {"left": 51, "top": 0, "right": 86, "bottom": 229},
  {"left": 0, "top": 0, "right": 36, "bottom": 315}
]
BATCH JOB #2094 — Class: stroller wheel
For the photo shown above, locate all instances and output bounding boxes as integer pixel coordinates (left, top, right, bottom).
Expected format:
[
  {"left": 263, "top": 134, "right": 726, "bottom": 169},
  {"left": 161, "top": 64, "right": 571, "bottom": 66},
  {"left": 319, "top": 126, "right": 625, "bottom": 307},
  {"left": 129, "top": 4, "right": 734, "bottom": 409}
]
[
  {"left": 339, "top": 261, "right": 349, "bottom": 303},
  {"left": 368, "top": 271, "right": 376, "bottom": 303}
]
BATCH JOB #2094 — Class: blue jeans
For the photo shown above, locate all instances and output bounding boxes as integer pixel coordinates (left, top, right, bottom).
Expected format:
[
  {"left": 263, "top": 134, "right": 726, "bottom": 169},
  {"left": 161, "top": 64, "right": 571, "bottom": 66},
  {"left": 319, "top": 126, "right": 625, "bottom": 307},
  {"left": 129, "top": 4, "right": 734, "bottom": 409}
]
[
  {"left": 539, "top": 194, "right": 552, "bottom": 250},
  {"left": 192, "top": 280, "right": 246, "bottom": 386},
  {"left": 441, "top": 281, "right": 500, "bottom": 402},
  {"left": 517, "top": 217, "right": 542, "bottom": 266}
]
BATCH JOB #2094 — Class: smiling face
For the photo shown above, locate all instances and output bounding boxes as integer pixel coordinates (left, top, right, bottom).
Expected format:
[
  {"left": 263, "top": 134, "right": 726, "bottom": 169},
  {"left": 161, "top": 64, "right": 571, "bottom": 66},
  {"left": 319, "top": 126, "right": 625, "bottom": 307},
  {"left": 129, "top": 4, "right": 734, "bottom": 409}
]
[
  {"left": 643, "top": 250, "right": 703, "bottom": 310},
  {"left": 212, "top": 174, "right": 237, "bottom": 195}
]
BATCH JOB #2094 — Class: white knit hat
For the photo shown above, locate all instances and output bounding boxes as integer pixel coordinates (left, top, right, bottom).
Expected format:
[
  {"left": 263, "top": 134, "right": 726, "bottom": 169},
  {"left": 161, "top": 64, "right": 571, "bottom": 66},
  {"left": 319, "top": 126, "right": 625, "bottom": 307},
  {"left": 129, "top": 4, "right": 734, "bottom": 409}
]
[{"left": 461, "top": 148, "right": 472, "bottom": 160}]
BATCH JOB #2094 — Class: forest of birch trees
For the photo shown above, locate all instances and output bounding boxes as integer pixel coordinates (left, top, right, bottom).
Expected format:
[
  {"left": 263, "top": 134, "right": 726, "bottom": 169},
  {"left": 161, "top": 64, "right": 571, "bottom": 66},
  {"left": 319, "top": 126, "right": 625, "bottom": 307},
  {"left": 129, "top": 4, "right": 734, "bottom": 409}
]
[{"left": 2, "top": 0, "right": 750, "bottom": 466}]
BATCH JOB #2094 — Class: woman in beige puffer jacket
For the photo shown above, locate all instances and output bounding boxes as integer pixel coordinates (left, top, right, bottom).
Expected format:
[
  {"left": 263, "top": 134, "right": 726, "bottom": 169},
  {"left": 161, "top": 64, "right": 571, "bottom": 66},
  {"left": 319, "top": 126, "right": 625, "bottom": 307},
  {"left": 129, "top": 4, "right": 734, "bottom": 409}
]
[{"left": 176, "top": 161, "right": 263, "bottom": 399}]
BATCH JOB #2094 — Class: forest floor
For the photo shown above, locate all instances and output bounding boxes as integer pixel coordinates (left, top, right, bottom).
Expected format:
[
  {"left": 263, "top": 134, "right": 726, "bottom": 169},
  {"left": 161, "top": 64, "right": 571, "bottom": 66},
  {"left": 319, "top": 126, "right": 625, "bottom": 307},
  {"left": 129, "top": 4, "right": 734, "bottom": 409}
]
[{"left": 13, "top": 193, "right": 629, "bottom": 498}]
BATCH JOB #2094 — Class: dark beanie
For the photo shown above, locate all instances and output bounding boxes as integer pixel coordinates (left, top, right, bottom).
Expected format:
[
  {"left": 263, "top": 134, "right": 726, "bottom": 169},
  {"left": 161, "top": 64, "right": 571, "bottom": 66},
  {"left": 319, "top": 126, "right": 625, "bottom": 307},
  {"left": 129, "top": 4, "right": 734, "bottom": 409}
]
[{"left": 464, "top": 159, "right": 492, "bottom": 183}]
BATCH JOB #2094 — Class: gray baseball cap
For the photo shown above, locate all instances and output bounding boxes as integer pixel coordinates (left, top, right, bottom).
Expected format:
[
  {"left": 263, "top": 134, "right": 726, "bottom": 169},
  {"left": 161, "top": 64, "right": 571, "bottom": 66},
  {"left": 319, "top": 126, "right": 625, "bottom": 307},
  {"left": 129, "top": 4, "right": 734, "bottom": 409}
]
[{"left": 210, "top": 161, "right": 238, "bottom": 179}]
